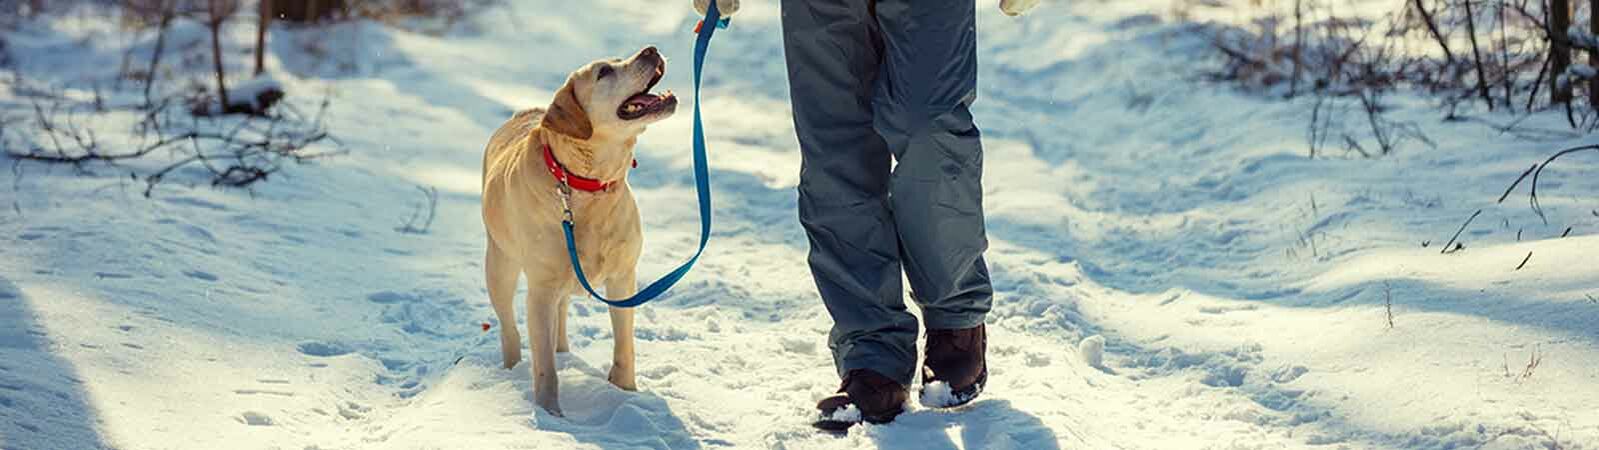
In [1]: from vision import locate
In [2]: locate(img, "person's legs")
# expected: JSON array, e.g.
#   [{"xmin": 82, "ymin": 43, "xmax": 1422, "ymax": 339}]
[
  {"xmin": 870, "ymin": 0, "xmax": 992, "ymax": 408},
  {"xmin": 872, "ymin": 0, "xmax": 993, "ymax": 331},
  {"xmin": 780, "ymin": 0, "xmax": 919, "ymax": 387}
]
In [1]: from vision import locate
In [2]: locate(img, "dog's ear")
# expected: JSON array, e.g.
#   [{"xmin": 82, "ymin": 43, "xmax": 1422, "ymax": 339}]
[{"xmin": 541, "ymin": 81, "xmax": 593, "ymax": 140}]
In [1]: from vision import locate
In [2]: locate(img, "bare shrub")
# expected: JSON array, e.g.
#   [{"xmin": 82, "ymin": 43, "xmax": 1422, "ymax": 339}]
[
  {"xmin": 1517, "ymin": 344, "xmax": 1542, "ymax": 381},
  {"xmin": 266, "ymin": 0, "xmax": 504, "ymax": 33},
  {"xmin": 349, "ymin": 0, "xmax": 502, "ymax": 28},
  {"xmin": 267, "ymin": 0, "xmax": 348, "ymax": 23},
  {"xmin": 1383, "ymin": 281, "xmax": 1395, "ymax": 329},
  {"xmin": 396, "ymin": 185, "xmax": 438, "ymax": 234},
  {"xmin": 1199, "ymin": 0, "xmax": 1599, "ymax": 136},
  {"xmin": 3, "ymin": 88, "xmax": 342, "ymax": 196}
]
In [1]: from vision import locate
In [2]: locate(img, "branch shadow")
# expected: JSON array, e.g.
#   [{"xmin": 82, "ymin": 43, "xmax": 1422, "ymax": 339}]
[
  {"xmin": 867, "ymin": 400, "xmax": 1062, "ymax": 450},
  {"xmin": 0, "ymin": 276, "xmax": 111, "ymax": 450}
]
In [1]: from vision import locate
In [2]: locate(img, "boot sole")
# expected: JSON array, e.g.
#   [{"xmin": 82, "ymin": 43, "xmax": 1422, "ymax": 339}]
[
  {"xmin": 812, "ymin": 410, "xmax": 901, "ymax": 431},
  {"xmin": 813, "ymin": 402, "xmax": 902, "ymax": 431}
]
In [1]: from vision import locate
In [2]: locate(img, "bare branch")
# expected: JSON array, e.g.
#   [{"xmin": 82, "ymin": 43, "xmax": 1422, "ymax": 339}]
[
  {"xmin": 396, "ymin": 185, "xmax": 440, "ymax": 234},
  {"xmin": 1525, "ymin": 144, "xmax": 1599, "ymax": 224},
  {"xmin": 1441, "ymin": 209, "xmax": 1482, "ymax": 254}
]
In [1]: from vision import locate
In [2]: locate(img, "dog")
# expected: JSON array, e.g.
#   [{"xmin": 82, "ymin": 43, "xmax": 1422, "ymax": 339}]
[{"xmin": 480, "ymin": 46, "xmax": 677, "ymax": 416}]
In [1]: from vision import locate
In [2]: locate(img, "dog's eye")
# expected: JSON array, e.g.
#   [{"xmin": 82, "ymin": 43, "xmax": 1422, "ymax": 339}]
[{"xmin": 597, "ymin": 66, "xmax": 615, "ymax": 80}]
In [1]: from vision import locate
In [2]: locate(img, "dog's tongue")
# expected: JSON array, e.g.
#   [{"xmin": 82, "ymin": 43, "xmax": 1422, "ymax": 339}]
[
  {"xmin": 625, "ymin": 93, "xmax": 659, "ymax": 107},
  {"xmin": 625, "ymin": 90, "xmax": 674, "ymax": 108}
]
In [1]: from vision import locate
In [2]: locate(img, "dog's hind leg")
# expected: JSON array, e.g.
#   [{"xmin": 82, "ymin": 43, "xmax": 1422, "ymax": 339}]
[
  {"xmin": 526, "ymin": 285, "xmax": 564, "ymax": 416},
  {"xmin": 486, "ymin": 241, "xmax": 522, "ymax": 369},
  {"xmin": 555, "ymin": 297, "xmax": 571, "ymax": 353},
  {"xmin": 605, "ymin": 270, "xmax": 638, "ymax": 391}
]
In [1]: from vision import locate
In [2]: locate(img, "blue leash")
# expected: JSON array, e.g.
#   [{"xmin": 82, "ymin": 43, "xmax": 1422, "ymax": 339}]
[{"xmin": 558, "ymin": 3, "xmax": 727, "ymax": 308}]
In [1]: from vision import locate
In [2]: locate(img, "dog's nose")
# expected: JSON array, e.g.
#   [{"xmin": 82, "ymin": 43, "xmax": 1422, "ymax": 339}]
[{"xmin": 640, "ymin": 46, "xmax": 659, "ymax": 58}]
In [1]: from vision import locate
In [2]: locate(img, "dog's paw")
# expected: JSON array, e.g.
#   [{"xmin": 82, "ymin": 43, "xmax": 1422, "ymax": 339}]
[
  {"xmin": 500, "ymin": 331, "xmax": 522, "ymax": 368},
  {"xmin": 501, "ymin": 348, "xmax": 522, "ymax": 369},
  {"xmin": 500, "ymin": 344, "xmax": 522, "ymax": 369},
  {"xmin": 608, "ymin": 368, "xmax": 638, "ymax": 391},
  {"xmin": 537, "ymin": 399, "xmax": 564, "ymax": 417}
]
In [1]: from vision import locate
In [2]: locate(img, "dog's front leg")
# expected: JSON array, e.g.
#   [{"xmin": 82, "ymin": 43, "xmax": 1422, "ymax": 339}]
[
  {"xmin": 526, "ymin": 287, "xmax": 563, "ymax": 416},
  {"xmin": 605, "ymin": 271, "xmax": 637, "ymax": 391}
]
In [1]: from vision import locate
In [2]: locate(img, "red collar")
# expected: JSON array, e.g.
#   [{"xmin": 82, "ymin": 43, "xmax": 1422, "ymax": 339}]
[{"xmin": 542, "ymin": 144, "xmax": 634, "ymax": 192}]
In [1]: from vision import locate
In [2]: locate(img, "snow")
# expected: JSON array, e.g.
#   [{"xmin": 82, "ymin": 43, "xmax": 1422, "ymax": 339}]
[
  {"xmin": 821, "ymin": 404, "xmax": 862, "ymax": 424},
  {"xmin": 3, "ymin": 0, "xmax": 1598, "ymax": 449},
  {"xmin": 918, "ymin": 381, "xmax": 956, "ymax": 409},
  {"xmin": 1079, "ymin": 334, "xmax": 1105, "ymax": 370},
  {"xmin": 226, "ymin": 74, "xmax": 284, "ymax": 108}
]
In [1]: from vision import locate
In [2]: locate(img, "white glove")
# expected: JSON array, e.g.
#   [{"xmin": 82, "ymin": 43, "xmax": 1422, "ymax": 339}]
[
  {"xmin": 1000, "ymin": 0, "xmax": 1041, "ymax": 16},
  {"xmin": 693, "ymin": 0, "xmax": 740, "ymax": 17}
]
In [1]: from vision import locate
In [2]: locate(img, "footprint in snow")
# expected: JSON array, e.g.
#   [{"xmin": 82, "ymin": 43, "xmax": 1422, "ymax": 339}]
[
  {"xmin": 238, "ymin": 411, "xmax": 274, "ymax": 426},
  {"xmin": 1271, "ymin": 365, "xmax": 1309, "ymax": 383},
  {"xmin": 779, "ymin": 337, "xmax": 816, "ymax": 355},
  {"xmin": 164, "ymin": 196, "xmax": 228, "ymax": 211},
  {"xmin": 297, "ymin": 341, "xmax": 353, "ymax": 357},
  {"xmin": 367, "ymin": 290, "xmax": 421, "ymax": 304},
  {"xmin": 234, "ymin": 388, "xmax": 295, "ymax": 397},
  {"xmin": 337, "ymin": 401, "xmax": 369, "ymax": 420},
  {"xmin": 1023, "ymin": 352, "xmax": 1052, "ymax": 367},
  {"xmin": 174, "ymin": 223, "xmax": 217, "ymax": 243},
  {"xmin": 183, "ymin": 270, "xmax": 219, "ymax": 282}
]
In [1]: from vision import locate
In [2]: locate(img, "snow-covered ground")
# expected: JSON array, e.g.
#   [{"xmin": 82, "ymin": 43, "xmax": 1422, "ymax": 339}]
[{"xmin": 3, "ymin": 1, "xmax": 1598, "ymax": 449}]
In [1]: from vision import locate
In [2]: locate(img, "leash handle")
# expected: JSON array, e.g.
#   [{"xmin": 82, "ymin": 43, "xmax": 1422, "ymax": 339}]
[{"xmin": 561, "ymin": 1, "xmax": 723, "ymax": 308}]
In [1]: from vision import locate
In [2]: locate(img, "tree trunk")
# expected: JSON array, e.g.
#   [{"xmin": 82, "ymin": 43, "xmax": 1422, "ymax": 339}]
[
  {"xmin": 255, "ymin": 0, "xmax": 271, "ymax": 76},
  {"xmin": 209, "ymin": 0, "xmax": 230, "ymax": 111},
  {"xmin": 1552, "ymin": 0, "xmax": 1572, "ymax": 104},
  {"xmin": 1501, "ymin": 2, "xmax": 1514, "ymax": 110},
  {"xmin": 270, "ymin": 0, "xmax": 345, "ymax": 23},
  {"xmin": 1291, "ymin": 0, "xmax": 1304, "ymax": 97},
  {"xmin": 1465, "ymin": 0, "xmax": 1494, "ymax": 110},
  {"xmin": 1589, "ymin": 0, "xmax": 1597, "ymax": 107},
  {"xmin": 1413, "ymin": 0, "xmax": 1455, "ymax": 66},
  {"xmin": 144, "ymin": 11, "xmax": 173, "ymax": 109}
]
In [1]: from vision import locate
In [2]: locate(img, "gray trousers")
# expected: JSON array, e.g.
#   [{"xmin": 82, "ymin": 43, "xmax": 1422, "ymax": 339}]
[{"xmin": 780, "ymin": 0, "xmax": 993, "ymax": 386}]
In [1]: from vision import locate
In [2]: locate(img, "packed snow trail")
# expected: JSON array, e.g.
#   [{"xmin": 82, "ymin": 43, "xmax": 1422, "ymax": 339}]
[{"xmin": 3, "ymin": 1, "xmax": 1597, "ymax": 449}]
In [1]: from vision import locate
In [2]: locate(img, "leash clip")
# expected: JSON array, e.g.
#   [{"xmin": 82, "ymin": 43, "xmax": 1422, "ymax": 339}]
[
  {"xmin": 556, "ymin": 181, "xmax": 575, "ymax": 223},
  {"xmin": 693, "ymin": 17, "xmax": 730, "ymax": 33}
]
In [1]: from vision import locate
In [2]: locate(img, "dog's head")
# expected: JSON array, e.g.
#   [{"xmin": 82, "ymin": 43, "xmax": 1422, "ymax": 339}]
[{"xmin": 541, "ymin": 46, "xmax": 677, "ymax": 141}]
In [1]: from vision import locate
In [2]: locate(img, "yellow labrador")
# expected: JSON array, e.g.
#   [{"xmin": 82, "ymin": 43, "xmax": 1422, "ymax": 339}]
[{"xmin": 480, "ymin": 46, "xmax": 676, "ymax": 416}]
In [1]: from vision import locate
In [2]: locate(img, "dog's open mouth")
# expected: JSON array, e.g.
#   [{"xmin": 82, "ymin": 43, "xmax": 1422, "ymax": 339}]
[{"xmin": 618, "ymin": 62, "xmax": 676, "ymax": 120}]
